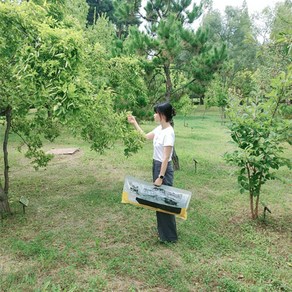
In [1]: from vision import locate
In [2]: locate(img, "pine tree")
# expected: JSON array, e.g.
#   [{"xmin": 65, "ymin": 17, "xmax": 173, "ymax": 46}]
[
  {"xmin": 86, "ymin": 0, "xmax": 115, "ymax": 25},
  {"xmin": 119, "ymin": 0, "xmax": 226, "ymax": 169},
  {"xmin": 113, "ymin": 0, "xmax": 141, "ymax": 39},
  {"xmin": 86, "ymin": 0, "xmax": 141, "ymax": 39},
  {"xmin": 125, "ymin": 0, "xmax": 226, "ymax": 104}
]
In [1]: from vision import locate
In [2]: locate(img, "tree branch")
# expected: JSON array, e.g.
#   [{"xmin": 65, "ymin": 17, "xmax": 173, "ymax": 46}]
[{"xmin": 3, "ymin": 106, "xmax": 12, "ymax": 195}]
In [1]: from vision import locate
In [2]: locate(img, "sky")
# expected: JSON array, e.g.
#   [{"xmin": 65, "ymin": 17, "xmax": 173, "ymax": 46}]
[
  {"xmin": 140, "ymin": 0, "xmax": 282, "ymax": 17},
  {"xmin": 140, "ymin": 0, "xmax": 282, "ymax": 34},
  {"xmin": 141, "ymin": 0, "xmax": 281, "ymax": 13},
  {"xmin": 210, "ymin": 0, "xmax": 280, "ymax": 13}
]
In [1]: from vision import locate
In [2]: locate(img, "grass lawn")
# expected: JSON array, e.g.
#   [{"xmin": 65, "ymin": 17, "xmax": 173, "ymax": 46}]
[{"xmin": 0, "ymin": 107, "xmax": 291, "ymax": 291}]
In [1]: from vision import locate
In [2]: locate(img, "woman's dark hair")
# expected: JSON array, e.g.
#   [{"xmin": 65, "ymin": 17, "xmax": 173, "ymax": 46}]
[{"xmin": 154, "ymin": 102, "xmax": 176, "ymax": 122}]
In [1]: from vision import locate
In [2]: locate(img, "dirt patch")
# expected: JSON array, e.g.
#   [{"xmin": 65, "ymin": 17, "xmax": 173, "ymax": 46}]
[
  {"xmin": 46, "ymin": 148, "xmax": 80, "ymax": 155},
  {"xmin": 106, "ymin": 275, "xmax": 171, "ymax": 291},
  {"xmin": 0, "ymin": 254, "xmax": 34, "ymax": 274}
]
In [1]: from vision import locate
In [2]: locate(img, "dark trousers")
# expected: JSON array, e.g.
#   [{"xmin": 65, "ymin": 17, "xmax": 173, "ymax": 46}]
[{"xmin": 152, "ymin": 160, "xmax": 178, "ymax": 242}]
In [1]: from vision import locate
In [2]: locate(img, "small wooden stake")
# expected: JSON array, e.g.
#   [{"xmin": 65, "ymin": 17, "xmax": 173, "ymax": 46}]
[
  {"xmin": 263, "ymin": 206, "xmax": 271, "ymax": 219},
  {"xmin": 19, "ymin": 196, "xmax": 29, "ymax": 215},
  {"xmin": 193, "ymin": 158, "xmax": 198, "ymax": 173}
]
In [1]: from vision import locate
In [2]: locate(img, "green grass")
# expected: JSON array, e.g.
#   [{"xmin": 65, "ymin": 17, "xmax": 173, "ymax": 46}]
[{"xmin": 1, "ymin": 107, "xmax": 291, "ymax": 291}]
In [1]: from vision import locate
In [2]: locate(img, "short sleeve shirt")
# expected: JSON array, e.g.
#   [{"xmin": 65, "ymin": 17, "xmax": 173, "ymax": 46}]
[{"xmin": 152, "ymin": 125, "xmax": 175, "ymax": 162}]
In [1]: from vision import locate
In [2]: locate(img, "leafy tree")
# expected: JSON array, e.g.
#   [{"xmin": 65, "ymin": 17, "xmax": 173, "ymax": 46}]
[
  {"xmin": 84, "ymin": 14, "xmax": 148, "ymax": 118},
  {"xmin": 223, "ymin": 1, "xmax": 292, "ymax": 219},
  {"xmin": 86, "ymin": 13, "xmax": 116, "ymax": 52},
  {"xmin": 173, "ymin": 95, "xmax": 195, "ymax": 127},
  {"xmin": 202, "ymin": 2, "xmax": 260, "ymax": 119},
  {"xmin": 223, "ymin": 2, "xmax": 258, "ymax": 74},
  {"xmin": 254, "ymin": 1, "xmax": 292, "ymax": 116},
  {"xmin": 224, "ymin": 69, "xmax": 292, "ymax": 220},
  {"xmin": 252, "ymin": 7, "xmax": 274, "ymax": 45},
  {"xmin": 64, "ymin": 0, "xmax": 89, "ymax": 29},
  {"xmin": 204, "ymin": 72, "xmax": 228, "ymax": 119},
  {"xmin": 203, "ymin": 3, "xmax": 259, "ymax": 70},
  {"xmin": 0, "ymin": 1, "xmax": 144, "ymax": 215},
  {"xmin": 224, "ymin": 3, "xmax": 292, "ymax": 218},
  {"xmin": 270, "ymin": 0, "xmax": 292, "ymax": 41},
  {"xmin": 201, "ymin": 9, "xmax": 224, "ymax": 44}
]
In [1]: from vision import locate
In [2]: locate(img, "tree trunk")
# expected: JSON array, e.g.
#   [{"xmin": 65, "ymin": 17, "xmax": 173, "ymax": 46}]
[
  {"xmin": 200, "ymin": 96, "xmax": 204, "ymax": 105},
  {"xmin": 163, "ymin": 63, "xmax": 179, "ymax": 170},
  {"xmin": 254, "ymin": 195, "xmax": 260, "ymax": 219},
  {"xmin": 0, "ymin": 106, "xmax": 12, "ymax": 214},
  {"xmin": 172, "ymin": 147, "xmax": 180, "ymax": 171},
  {"xmin": 250, "ymin": 193, "xmax": 255, "ymax": 219},
  {"xmin": 163, "ymin": 63, "xmax": 172, "ymax": 102},
  {"xmin": 254, "ymin": 175, "xmax": 263, "ymax": 219},
  {"xmin": 221, "ymin": 107, "xmax": 226, "ymax": 123},
  {"xmin": 0, "ymin": 183, "xmax": 11, "ymax": 214},
  {"xmin": 250, "ymin": 193, "xmax": 260, "ymax": 220}
]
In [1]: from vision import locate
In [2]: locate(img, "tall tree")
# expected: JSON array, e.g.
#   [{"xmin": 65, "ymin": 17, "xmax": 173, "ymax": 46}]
[
  {"xmin": 253, "ymin": 0, "xmax": 292, "ymax": 95},
  {"xmin": 112, "ymin": 0, "xmax": 141, "ymax": 40},
  {"xmin": 0, "ymin": 1, "xmax": 144, "ymax": 215},
  {"xmin": 270, "ymin": 0, "xmax": 292, "ymax": 40},
  {"xmin": 201, "ymin": 2, "xmax": 259, "ymax": 112},
  {"xmin": 125, "ymin": 0, "xmax": 226, "ymax": 105},
  {"xmin": 223, "ymin": 2, "xmax": 258, "ymax": 73}
]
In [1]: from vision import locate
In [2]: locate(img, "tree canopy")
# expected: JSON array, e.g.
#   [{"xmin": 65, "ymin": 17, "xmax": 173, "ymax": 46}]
[{"xmin": 0, "ymin": 1, "xmax": 145, "ymax": 213}]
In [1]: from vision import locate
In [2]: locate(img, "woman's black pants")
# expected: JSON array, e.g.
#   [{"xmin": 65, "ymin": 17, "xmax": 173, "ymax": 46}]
[{"xmin": 152, "ymin": 160, "xmax": 178, "ymax": 242}]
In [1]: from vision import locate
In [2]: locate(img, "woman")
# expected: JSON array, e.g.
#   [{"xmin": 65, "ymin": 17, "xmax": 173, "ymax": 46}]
[{"xmin": 128, "ymin": 102, "xmax": 177, "ymax": 243}]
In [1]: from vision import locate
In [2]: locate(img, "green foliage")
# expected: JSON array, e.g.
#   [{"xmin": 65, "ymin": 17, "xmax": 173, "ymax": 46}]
[
  {"xmin": 270, "ymin": 1, "xmax": 292, "ymax": 42},
  {"xmin": 281, "ymin": 103, "xmax": 292, "ymax": 120},
  {"xmin": 225, "ymin": 97, "xmax": 290, "ymax": 195},
  {"xmin": 64, "ymin": 0, "xmax": 89, "ymax": 29},
  {"xmin": 86, "ymin": 0, "xmax": 115, "ymax": 25},
  {"xmin": 0, "ymin": 2, "xmax": 89, "ymax": 163},
  {"xmin": 232, "ymin": 70, "xmax": 257, "ymax": 98},
  {"xmin": 172, "ymin": 95, "xmax": 195, "ymax": 126},
  {"xmin": 0, "ymin": 1, "xmax": 146, "ymax": 212},
  {"xmin": 0, "ymin": 1, "xmax": 145, "ymax": 162},
  {"xmin": 223, "ymin": 4, "xmax": 258, "ymax": 73},
  {"xmin": 112, "ymin": 0, "xmax": 141, "ymax": 39},
  {"xmin": 202, "ymin": 3, "xmax": 259, "ymax": 105},
  {"xmin": 83, "ymin": 14, "xmax": 149, "ymax": 118},
  {"xmin": 87, "ymin": 46, "xmax": 149, "ymax": 117},
  {"xmin": 121, "ymin": 111, "xmax": 146, "ymax": 156},
  {"xmin": 205, "ymin": 74, "xmax": 228, "ymax": 108},
  {"xmin": 224, "ymin": 70, "xmax": 292, "ymax": 218},
  {"xmin": 106, "ymin": 57, "xmax": 148, "ymax": 112},
  {"xmin": 86, "ymin": 14, "xmax": 116, "ymax": 53},
  {"xmin": 124, "ymin": 0, "xmax": 226, "ymax": 105}
]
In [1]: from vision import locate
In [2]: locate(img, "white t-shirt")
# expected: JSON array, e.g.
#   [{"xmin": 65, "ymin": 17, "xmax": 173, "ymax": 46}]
[{"xmin": 152, "ymin": 125, "xmax": 175, "ymax": 162}]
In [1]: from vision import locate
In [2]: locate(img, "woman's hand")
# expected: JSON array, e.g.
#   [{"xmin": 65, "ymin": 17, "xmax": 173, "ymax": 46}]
[
  {"xmin": 127, "ymin": 114, "xmax": 154, "ymax": 140},
  {"xmin": 154, "ymin": 177, "xmax": 163, "ymax": 187},
  {"xmin": 127, "ymin": 115, "xmax": 137, "ymax": 124}
]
